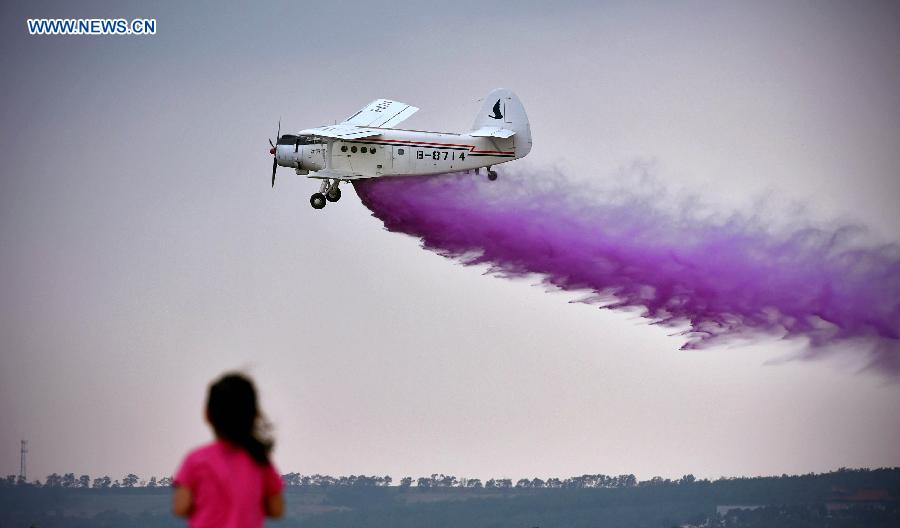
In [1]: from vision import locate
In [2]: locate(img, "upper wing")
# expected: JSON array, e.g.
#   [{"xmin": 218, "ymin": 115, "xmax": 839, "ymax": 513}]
[
  {"xmin": 298, "ymin": 99, "xmax": 418, "ymax": 139},
  {"xmin": 297, "ymin": 123, "xmax": 381, "ymax": 140},
  {"xmin": 470, "ymin": 126, "xmax": 516, "ymax": 138},
  {"xmin": 343, "ymin": 99, "xmax": 419, "ymax": 128}
]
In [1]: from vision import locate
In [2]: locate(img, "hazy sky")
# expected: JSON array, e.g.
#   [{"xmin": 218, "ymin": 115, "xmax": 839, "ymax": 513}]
[{"xmin": 1, "ymin": 1, "xmax": 899, "ymax": 483}]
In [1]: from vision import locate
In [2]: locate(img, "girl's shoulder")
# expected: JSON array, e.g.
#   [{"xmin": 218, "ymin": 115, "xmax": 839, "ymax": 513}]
[
  {"xmin": 175, "ymin": 441, "xmax": 220, "ymax": 488},
  {"xmin": 181, "ymin": 441, "xmax": 226, "ymax": 464}
]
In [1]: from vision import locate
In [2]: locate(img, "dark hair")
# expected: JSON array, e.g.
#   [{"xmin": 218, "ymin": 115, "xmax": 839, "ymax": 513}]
[{"xmin": 206, "ymin": 373, "xmax": 273, "ymax": 466}]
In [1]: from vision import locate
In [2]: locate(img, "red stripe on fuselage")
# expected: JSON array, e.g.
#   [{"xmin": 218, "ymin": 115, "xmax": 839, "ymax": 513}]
[{"xmin": 360, "ymin": 137, "xmax": 514, "ymax": 155}]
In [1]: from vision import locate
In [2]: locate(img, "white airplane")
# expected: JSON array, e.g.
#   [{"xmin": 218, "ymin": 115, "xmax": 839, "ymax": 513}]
[{"xmin": 268, "ymin": 88, "xmax": 532, "ymax": 209}]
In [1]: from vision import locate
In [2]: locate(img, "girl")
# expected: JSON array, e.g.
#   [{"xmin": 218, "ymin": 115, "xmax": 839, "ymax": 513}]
[{"xmin": 173, "ymin": 373, "xmax": 284, "ymax": 526}]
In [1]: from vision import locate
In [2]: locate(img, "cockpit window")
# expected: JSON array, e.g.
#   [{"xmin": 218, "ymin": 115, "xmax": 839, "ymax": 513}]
[{"xmin": 277, "ymin": 135, "xmax": 321, "ymax": 146}]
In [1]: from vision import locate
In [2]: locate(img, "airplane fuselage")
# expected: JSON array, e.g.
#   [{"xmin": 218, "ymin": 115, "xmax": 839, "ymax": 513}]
[{"xmin": 276, "ymin": 128, "xmax": 522, "ymax": 179}]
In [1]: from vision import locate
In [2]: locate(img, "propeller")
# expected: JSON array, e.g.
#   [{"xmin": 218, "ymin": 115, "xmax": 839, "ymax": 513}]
[
  {"xmin": 271, "ymin": 157, "xmax": 277, "ymax": 187},
  {"xmin": 269, "ymin": 119, "xmax": 281, "ymax": 187}
]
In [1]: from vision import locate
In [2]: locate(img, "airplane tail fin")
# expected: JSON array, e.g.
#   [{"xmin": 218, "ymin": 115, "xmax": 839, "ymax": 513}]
[{"xmin": 472, "ymin": 88, "xmax": 532, "ymax": 158}]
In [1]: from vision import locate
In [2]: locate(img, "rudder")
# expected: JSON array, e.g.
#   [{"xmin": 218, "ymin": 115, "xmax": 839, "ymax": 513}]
[{"xmin": 472, "ymin": 88, "xmax": 532, "ymax": 158}]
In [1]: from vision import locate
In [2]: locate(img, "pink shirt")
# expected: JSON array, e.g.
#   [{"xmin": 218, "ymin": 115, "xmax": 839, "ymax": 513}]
[{"xmin": 174, "ymin": 440, "xmax": 283, "ymax": 528}]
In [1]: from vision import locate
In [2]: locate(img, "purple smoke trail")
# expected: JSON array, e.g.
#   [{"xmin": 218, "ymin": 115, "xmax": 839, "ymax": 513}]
[{"xmin": 353, "ymin": 167, "xmax": 900, "ymax": 376}]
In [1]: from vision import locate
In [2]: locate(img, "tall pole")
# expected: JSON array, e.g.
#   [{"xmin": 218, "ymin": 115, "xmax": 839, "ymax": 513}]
[{"xmin": 19, "ymin": 440, "xmax": 27, "ymax": 482}]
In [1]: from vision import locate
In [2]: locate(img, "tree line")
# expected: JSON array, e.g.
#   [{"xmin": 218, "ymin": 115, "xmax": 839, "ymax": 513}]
[
  {"xmin": 2, "ymin": 473, "xmax": 172, "ymax": 489},
  {"xmin": 1, "ymin": 471, "xmax": 684, "ymax": 490},
  {"xmin": 2, "ymin": 467, "xmax": 897, "ymax": 528},
  {"xmin": 279, "ymin": 473, "xmax": 642, "ymax": 489},
  {"xmin": 5, "ymin": 467, "xmax": 894, "ymax": 491}
]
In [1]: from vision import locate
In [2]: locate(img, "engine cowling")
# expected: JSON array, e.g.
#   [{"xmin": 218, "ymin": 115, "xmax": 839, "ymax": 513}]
[{"xmin": 275, "ymin": 136, "xmax": 326, "ymax": 172}]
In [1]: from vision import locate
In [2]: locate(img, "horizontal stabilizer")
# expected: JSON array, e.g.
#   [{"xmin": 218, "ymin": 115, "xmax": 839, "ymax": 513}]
[
  {"xmin": 344, "ymin": 99, "xmax": 419, "ymax": 128},
  {"xmin": 298, "ymin": 124, "xmax": 382, "ymax": 140},
  {"xmin": 470, "ymin": 126, "xmax": 516, "ymax": 139}
]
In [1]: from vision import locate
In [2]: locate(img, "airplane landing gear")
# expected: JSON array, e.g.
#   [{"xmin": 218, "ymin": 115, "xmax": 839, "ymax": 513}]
[
  {"xmin": 310, "ymin": 193, "xmax": 326, "ymax": 209},
  {"xmin": 311, "ymin": 179, "xmax": 340, "ymax": 209},
  {"xmin": 487, "ymin": 168, "xmax": 498, "ymax": 181},
  {"xmin": 325, "ymin": 179, "xmax": 341, "ymax": 202}
]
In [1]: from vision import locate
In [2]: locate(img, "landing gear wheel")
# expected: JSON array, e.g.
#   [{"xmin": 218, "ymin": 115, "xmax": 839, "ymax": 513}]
[
  {"xmin": 310, "ymin": 193, "xmax": 327, "ymax": 209},
  {"xmin": 487, "ymin": 170, "xmax": 498, "ymax": 181},
  {"xmin": 326, "ymin": 187, "xmax": 342, "ymax": 202}
]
